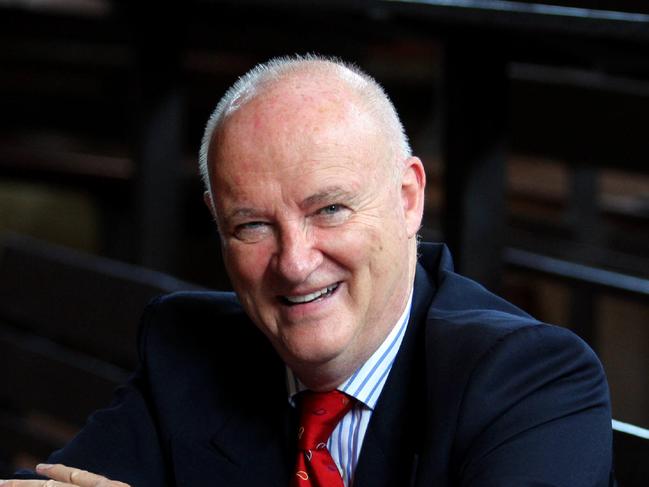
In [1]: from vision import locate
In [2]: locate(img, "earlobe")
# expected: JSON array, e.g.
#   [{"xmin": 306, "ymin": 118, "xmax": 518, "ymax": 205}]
[{"xmin": 401, "ymin": 157, "xmax": 426, "ymax": 238}]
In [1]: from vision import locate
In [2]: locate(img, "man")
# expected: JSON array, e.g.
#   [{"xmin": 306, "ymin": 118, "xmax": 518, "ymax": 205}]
[{"xmin": 7, "ymin": 55, "xmax": 613, "ymax": 486}]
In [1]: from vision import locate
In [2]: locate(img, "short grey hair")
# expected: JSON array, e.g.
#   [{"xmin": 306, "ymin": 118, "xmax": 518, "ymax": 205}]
[{"xmin": 198, "ymin": 54, "xmax": 412, "ymax": 192}]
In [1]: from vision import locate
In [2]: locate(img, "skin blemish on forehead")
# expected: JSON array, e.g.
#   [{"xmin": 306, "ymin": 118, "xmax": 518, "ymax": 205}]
[{"xmin": 253, "ymin": 112, "xmax": 264, "ymax": 130}]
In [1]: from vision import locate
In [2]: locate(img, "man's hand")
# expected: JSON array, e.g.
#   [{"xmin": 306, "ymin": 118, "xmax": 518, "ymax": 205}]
[{"xmin": 0, "ymin": 464, "xmax": 130, "ymax": 487}]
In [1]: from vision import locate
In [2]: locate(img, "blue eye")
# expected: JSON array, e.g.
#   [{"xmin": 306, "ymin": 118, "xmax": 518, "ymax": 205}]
[
  {"xmin": 314, "ymin": 204, "xmax": 351, "ymax": 226},
  {"xmin": 320, "ymin": 205, "xmax": 341, "ymax": 215},
  {"xmin": 241, "ymin": 221, "xmax": 265, "ymax": 229}
]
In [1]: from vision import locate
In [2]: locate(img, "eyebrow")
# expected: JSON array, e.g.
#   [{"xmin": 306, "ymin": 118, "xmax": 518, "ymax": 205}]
[
  {"xmin": 301, "ymin": 186, "xmax": 355, "ymax": 209},
  {"xmin": 224, "ymin": 207, "xmax": 263, "ymax": 221}
]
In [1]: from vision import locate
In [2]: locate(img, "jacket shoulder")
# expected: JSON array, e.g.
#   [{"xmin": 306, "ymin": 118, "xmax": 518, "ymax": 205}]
[
  {"xmin": 416, "ymin": 270, "xmax": 611, "ymax": 485},
  {"xmin": 145, "ymin": 290, "xmax": 244, "ymax": 318},
  {"xmin": 136, "ymin": 290, "xmax": 267, "ymax": 363}
]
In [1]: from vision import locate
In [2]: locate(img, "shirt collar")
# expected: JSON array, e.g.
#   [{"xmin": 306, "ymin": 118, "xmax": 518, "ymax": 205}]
[{"xmin": 287, "ymin": 289, "xmax": 413, "ymax": 411}]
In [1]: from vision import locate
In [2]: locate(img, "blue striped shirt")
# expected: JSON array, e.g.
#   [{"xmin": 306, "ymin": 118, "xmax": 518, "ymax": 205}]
[{"xmin": 287, "ymin": 291, "xmax": 413, "ymax": 486}]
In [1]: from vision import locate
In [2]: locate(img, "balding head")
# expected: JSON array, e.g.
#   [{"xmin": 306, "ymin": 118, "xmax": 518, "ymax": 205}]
[{"xmin": 199, "ymin": 55, "xmax": 411, "ymax": 193}]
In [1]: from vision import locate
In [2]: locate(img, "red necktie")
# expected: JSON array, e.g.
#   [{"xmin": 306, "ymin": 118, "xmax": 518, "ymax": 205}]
[{"xmin": 291, "ymin": 390, "xmax": 355, "ymax": 487}]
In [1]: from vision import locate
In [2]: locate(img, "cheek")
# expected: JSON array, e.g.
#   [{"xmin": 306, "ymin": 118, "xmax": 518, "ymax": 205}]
[
  {"xmin": 319, "ymin": 226, "xmax": 370, "ymax": 262},
  {"xmin": 318, "ymin": 225, "xmax": 386, "ymax": 283},
  {"xmin": 223, "ymin": 243, "xmax": 269, "ymax": 291},
  {"xmin": 331, "ymin": 220, "xmax": 406, "ymax": 288}
]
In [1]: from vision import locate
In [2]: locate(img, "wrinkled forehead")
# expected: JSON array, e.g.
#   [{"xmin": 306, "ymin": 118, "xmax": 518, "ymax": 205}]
[
  {"xmin": 226, "ymin": 78, "xmax": 363, "ymax": 138},
  {"xmin": 214, "ymin": 84, "xmax": 380, "ymax": 165}
]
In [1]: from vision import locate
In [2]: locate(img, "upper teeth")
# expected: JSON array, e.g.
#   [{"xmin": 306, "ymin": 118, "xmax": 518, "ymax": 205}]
[{"xmin": 285, "ymin": 284, "xmax": 337, "ymax": 304}]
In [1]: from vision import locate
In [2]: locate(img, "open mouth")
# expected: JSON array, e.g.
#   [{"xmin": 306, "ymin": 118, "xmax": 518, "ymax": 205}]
[{"xmin": 281, "ymin": 283, "xmax": 340, "ymax": 305}]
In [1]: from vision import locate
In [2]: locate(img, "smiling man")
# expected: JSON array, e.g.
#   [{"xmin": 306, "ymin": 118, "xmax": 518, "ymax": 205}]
[
  {"xmin": 8, "ymin": 56, "xmax": 613, "ymax": 487},
  {"xmin": 202, "ymin": 61, "xmax": 423, "ymax": 394}
]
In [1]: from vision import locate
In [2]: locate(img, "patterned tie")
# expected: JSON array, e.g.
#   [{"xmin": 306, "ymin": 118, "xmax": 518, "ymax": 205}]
[{"xmin": 291, "ymin": 390, "xmax": 355, "ymax": 487}]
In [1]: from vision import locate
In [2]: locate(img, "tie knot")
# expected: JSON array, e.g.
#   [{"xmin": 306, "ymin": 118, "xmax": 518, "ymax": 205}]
[{"xmin": 296, "ymin": 390, "xmax": 354, "ymax": 450}]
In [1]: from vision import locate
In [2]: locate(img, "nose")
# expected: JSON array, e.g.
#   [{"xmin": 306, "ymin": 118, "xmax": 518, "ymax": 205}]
[{"xmin": 274, "ymin": 223, "xmax": 322, "ymax": 284}]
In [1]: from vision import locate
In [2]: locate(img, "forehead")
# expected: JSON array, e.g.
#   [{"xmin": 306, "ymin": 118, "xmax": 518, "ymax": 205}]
[
  {"xmin": 210, "ymin": 78, "xmax": 388, "ymax": 191},
  {"xmin": 222, "ymin": 79, "xmax": 365, "ymax": 147}
]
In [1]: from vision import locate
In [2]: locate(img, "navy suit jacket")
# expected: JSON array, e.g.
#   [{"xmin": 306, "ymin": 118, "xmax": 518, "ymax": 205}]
[{"xmin": 21, "ymin": 243, "xmax": 613, "ymax": 486}]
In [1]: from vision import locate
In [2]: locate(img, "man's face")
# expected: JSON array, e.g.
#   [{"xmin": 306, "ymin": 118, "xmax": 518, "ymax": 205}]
[{"xmin": 207, "ymin": 80, "xmax": 424, "ymax": 387}]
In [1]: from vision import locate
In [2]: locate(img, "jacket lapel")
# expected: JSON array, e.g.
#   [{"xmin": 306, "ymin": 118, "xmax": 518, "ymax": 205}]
[
  {"xmin": 170, "ymin": 321, "xmax": 297, "ymax": 487},
  {"xmin": 207, "ymin": 388, "xmax": 296, "ymax": 487}
]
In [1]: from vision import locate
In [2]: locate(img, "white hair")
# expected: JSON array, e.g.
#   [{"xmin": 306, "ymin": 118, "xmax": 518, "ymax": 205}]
[{"xmin": 198, "ymin": 54, "xmax": 412, "ymax": 192}]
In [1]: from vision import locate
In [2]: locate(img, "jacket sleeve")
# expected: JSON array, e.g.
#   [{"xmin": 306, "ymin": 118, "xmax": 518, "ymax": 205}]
[
  {"xmin": 54, "ymin": 375, "xmax": 168, "ymax": 486},
  {"xmin": 454, "ymin": 324, "xmax": 613, "ymax": 487},
  {"xmin": 11, "ymin": 373, "xmax": 168, "ymax": 486}
]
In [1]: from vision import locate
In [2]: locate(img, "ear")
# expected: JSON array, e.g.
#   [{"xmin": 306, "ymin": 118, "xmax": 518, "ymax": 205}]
[{"xmin": 400, "ymin": 156, "xmax": 426, "ymax": 238}]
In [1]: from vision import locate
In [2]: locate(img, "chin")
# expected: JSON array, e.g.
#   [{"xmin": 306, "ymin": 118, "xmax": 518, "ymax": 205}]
[{"xmin": 281, "ymin": 333, "xmax": 351, "ymax": 368}]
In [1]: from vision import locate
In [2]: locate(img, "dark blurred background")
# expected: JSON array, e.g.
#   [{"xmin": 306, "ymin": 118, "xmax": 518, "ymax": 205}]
[{"xmin": 1, "ymin": 0, "xmax": 648, "ymax": 480}]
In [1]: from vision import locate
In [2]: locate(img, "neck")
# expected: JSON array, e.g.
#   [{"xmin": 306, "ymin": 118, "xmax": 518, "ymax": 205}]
[
  {"xmin": 295, "ymin": 281, "xmax": 415, "ymax": 392},
  {"xmin": 293, "ymin": 241, "xmax": 419, "ymax": 392}
]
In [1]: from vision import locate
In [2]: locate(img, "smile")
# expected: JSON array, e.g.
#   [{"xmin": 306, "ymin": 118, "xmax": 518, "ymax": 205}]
[{"xmin": 282, "ymin": 283, "xmax": 340, "ymax": 305}]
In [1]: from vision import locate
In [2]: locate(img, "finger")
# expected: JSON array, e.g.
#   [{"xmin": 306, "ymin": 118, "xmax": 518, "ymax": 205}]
[
  {"xmin": 37, "ymin": 464, "xmax": 95, "ymax": 486},
  {"xmin": 35, "ymin": 465, "xmax": 128, "ymax": 487},
  {"xmin": 0, "ymin": 481, "xmax": 69, "ymax": 487}
]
